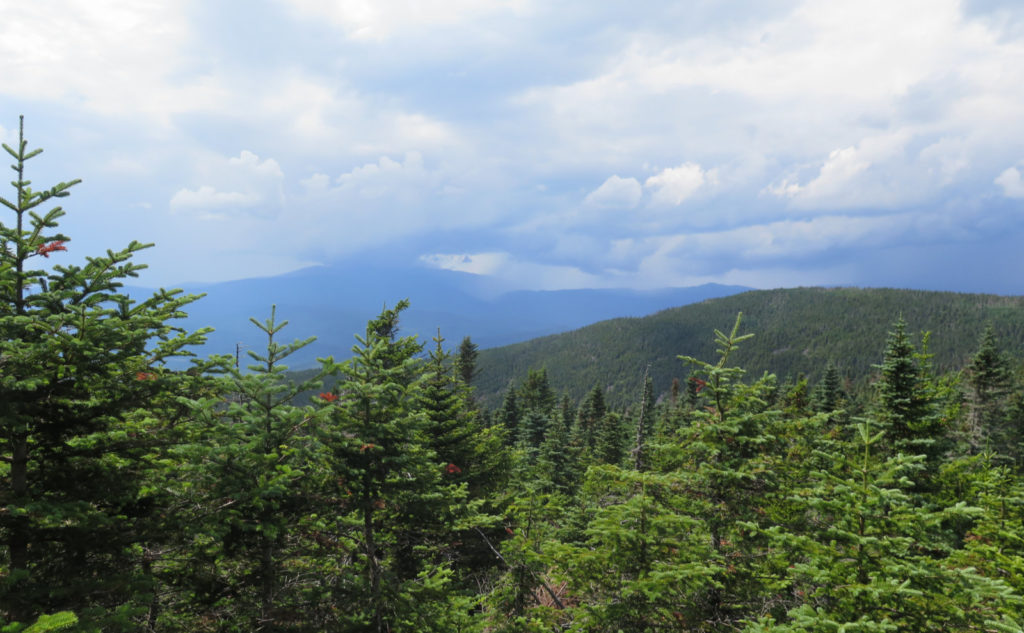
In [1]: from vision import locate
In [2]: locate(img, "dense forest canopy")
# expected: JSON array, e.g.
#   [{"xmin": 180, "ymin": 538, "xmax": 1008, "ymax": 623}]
[
  {"xmin": 473, "ymin": 286, "xmax": 1024, "ymax": 408},
  {"xmin": 5, "ymin": 122, "xmax": 1024, "ymax": 632}
]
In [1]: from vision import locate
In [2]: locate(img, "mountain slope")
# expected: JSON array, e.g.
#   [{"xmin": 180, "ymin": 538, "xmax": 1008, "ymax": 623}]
[
  {"xmin": 136, "ymin": 262, "xmax": 749, "ymax": 367},
  {"xmin": 472, "ymin": 287, "xmax": 1024, "ymax": 408}
]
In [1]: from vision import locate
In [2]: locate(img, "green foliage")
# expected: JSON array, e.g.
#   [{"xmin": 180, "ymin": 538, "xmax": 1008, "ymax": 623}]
[
  {"xmin": 557, "ymin": 466, "xmax": 714, "ymax": 632},
  {"xmin": 474, "ymin": 287, "xmax": 1024, "ymax": 408},
  {"xmin": 17, "ymin": 611, "xmax": 77, "ymax": 633},
  {"xmin": 965, "ymin": 325, "xmax": 1014, "ymax": 455},
  {"xmin": 169, "ymin": 307, "xmax": 327, "ymax": 631},
  {"xmin": 754, "ymin": 420, "xmax": 1024, "ymax": 632},
  {"xmin": 454, "ymin": 335, "xmax": 480, "ymax": 386},
  {"xmin": 0, "ymin": 118, "xmax": 211, "ymax": 630}
]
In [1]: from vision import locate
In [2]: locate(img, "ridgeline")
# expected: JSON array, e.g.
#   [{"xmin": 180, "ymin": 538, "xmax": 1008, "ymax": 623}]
[{"xmin": 472, "ymin": 286, "xmax": 1024, "ymax": 408}]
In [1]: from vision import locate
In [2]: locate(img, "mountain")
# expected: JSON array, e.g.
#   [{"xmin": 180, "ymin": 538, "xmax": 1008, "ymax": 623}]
[
  {"xmin": 472, "ymin": 287, "xmax": 1024, "ymax": 408},
  {"xmin": 132, "ymin": 261, "xmax": 750, "ymax": 367}
]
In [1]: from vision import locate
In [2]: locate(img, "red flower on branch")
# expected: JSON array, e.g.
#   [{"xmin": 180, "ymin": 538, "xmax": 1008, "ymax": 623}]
[
  {"xmin": 36, "ymin": 240, "xmax": 67, "ymax": 258},
  {"xmin": 445, "ymin": 463, "xmax": 462, "ymax": 475},
  {"xmin": 319, "ymin": 392, "xmax": 338, "ymax": 402}
]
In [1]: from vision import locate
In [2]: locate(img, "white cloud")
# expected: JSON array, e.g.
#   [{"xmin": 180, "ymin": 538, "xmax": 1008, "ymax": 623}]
[
  {"xmin": 995, "ymin": 165, "xmax": 1024, "ymax": 198},
  {"xmin": 517, "ymin": 0, "xmax": 1024, "ymax": 209},
  {"xmin": 228, "ymin": 150, "xmax": 284, "ymax": 179},
  {"xmin": 766, "ymin": 130, "xmax": 914, "ymax": 209},
  {"xmin": 169, "ymin": 150, "xmax": 285, "ymax": 218},
  {"xmin": 0, "ymin": 3, "xmax": 225, "ymax": 127},
  {"xmin": 169, "ymin": 186, "xmax": 262, "ymax": 211},
  {"xmin": 584, "ymin": 175, "xmax": 642, "ymax": 209},
  {"xmin": 420, "ymin": 252, "xmax": 507, "ymax": 276},
  {"xmin": 644, "ymin": 163, "xmax": 713, "ymax": 206},
  {"xmin": 279, "ymin": 0, "xmax": 531, "ymax": 40},
  {"xmin": 420, "ymin": 251, "xmax": 607, "ymax": 290},
  {"xmin": 300, "ymin": 173, "xmax": 331, "ymax": 192},
  {"xmin": 333, "ymin": 152, "xmax": 431, "ymax": 199}
]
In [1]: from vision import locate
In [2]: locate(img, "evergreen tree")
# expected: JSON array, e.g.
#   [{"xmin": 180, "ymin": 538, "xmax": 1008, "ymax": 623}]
[
  {"xmin": 593, "ymin": 412, "xmax": 626, "ymax": 466},
  {"xmin": 631, "ymin": 372, "xmax": 655, "ymax": 471},
  {"xmin": 965, "ymin": 324, "xmax": 1013, "ymax": 454},
  {"xmin": 0, "ymin": 118, "xmax": 210, "ymax": 629},
  {"xmin": 536, "ymin": 396, "xmax": 577, "ymax": 494},
  {"xmin": 556, "ymin": 466, "xmax": 715, "ymax": 632},
  {"xmin": 519, "ymin": 369, "xmax": 556, "ymax": 415},
  {"xmin": 875, "ymin": 319, "xmax": 944, "ymax": 489},
  {"xmin": 751, "ymin": 420, "xmax": 1024, "ymax": 632},
  {"xmin": 673, "ymin": 314, "xmax": 786, "ymax": 628},
  {"xmin": 517, "ymin": 409, "xmax": 551, "ymax": 454},
  {"xmin": 322, "ymin": 303, "xmax": 475, "ymax": 632},
  {"xmin": 495, "ymin": 387, "xmax": 521, "ymax": 445},
  {"xmin": 172, "ymin": 308, "xmax": 327, "ymax": 632},
  {"xmin": 454, "ymin": 335, "xmax": 480, "ymax": 386},
  {"xmin": 572, "ymin": 385, "xmax": 606, "ymax": 454},
  {"xmin": 420, "ymin": 330, "xmax": 477, "ymax": 475},
  {"xmin": 811, "ymin": 360, "xmax": 843, "ymax": 414}
]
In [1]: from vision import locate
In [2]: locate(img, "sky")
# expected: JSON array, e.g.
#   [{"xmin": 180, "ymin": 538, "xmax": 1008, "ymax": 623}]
[{"xmin": 2, "ymin": 0, "xmax": 1024, "ymax": 293}]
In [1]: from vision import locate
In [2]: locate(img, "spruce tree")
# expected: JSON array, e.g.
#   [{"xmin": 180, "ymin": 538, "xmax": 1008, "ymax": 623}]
[
  {"xmin": 875, "ymin": 318, "xmax": 944, "ymax": 489},
  {"xmin": 751, "ymin": 420, "xmax": 1024, "ymax": 632},
  {"xmin": 171, "ymin": 308, "xmax": 327, "ymax": 632},
  {"xmin": 454, "ymin": 335, "xmax": 480, "ymax": 386},
  {"xmin": 322, "ymin": 303, "xmax": 475, "ymax": 632},
  {"xmin": 0, "ymin": 118, "xmax": 211, "ymax": 629},
  {"xmin": 495, "ymin": 388, "xmax": 521, "ymax": 445},
  {"xmin": 519, "ymin": 369, "xmax": 556, "ymax": 415},
  {"xmin": 811, "ymin": 360, "xmax": 843, "ymax": 414},
  {"xmin": 572, "ymin": 385, "xmax": 606, "ymax": 455},
  {"xmin": 965, "ymin": 324, "xmax": 1013, "ymax": 454}
]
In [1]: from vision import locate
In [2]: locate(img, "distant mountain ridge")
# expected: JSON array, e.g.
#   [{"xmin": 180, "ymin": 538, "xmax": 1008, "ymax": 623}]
[
  {"xmin": 472, "ymin": 286, "xmax": 1024, "ymax": 408},
  {"xmin": 133, "ymin": 262, "xmax": 750, "ymax": 367}
]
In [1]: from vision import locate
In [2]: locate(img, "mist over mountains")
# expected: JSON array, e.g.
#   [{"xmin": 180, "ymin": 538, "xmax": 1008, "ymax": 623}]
[{"xmin": 138, "ymin": 261, "xmax": 749, "ymax": 367}]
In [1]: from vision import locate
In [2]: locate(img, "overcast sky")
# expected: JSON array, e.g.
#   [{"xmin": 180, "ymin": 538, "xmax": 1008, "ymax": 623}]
[{"xmin": 3, "ymin": 0, "xmax": 1024, "ymax": 293}]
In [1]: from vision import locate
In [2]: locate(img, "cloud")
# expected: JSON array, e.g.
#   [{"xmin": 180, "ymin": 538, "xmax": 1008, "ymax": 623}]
[
  {"xmin": 584, "ymin": 175, "xmax": 642, "ymax": 209},
  {"xmin": 419, "ymin": 252, "xmax": 506, "ymax": 276},
  {"xmin": 766, "ymin": 130, "xmax": 917, "ymax": 209},
  {"xmin": 644, "ymin": 163, "xmax": 713, "ymax": 206},
  {"xmin": 420, "ymin": 251, "xmax": 607, "ymax": 290},
  {"xmin": 228, "ymin": 150, "xmax": 284, "ymax": 179},
  {"xmin": 279, "ymin": 0, "xmax": 531, "ymax": 40},
  {"xmin": 169, "ymin": 150, "xmax": 284, "ymax": 218},
  {"xmin": 332, "ymin": 152, "xmax": 433, "ymax": 200},
  {"xmin": 995, "ymin": 165, "xmax": 1024, "ymax": 198},
  {"xmin": 0, "ymin": 3, "xmax": 224, "ymax": 127},
  {"xmin": 169, "ymin": 186, "xmax": 262, "ymax": 210}
]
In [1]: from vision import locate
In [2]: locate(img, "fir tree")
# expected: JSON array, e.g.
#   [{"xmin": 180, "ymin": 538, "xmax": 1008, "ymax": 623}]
[
  {"xmin": 571, "ymin": 385, "xmax": 606, "ymax": 454},
  {"xmin": 965, "ymin": 324, "xmax": 1013, "ymax": 454},
  {"xmin": 631, "ymin": 371, "xmax": 655, "ymax": 471},
  {"xmin": 495, "ymin": 388, "xmax": 521, "ymax": 445},
  {"xmin": 454, "ymin": 335, "xmax": 480, "ymax": 386},
  {"xmin": 752, "ymin": 420, "xmax": 1024, "ymax": 632},
  {"xmin": 519, "ymin": 369, "xmax": 556, "ymax": 415},
  {"xmin": 875, "ymin": 318, "xmax": 944, "ymax": 489},
  {"xmin": 811, "ymin": 360, "xmax": 843, "ymax": 414},
  {"xmin": 172, "ymin": 308, "xmax": 327, "ymax": 632},
  {"xmin": 322, "ymin": 303, "xmax": 475, "ymax": 632},
  {"xmin": 0, "ymin": 118, "xmax": 211, "ymax": 629}
]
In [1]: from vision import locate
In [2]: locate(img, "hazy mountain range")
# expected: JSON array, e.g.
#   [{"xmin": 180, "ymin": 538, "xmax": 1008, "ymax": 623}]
[{"xmin": 135, "ymin": 261, "xmax": 750, "ymax": 368}]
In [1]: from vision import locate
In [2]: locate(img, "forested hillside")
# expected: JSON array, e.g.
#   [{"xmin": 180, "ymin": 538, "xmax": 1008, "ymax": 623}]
[{"xmin": 474, "ymin": 287, "xmax": 1024, "ymax": 407}]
